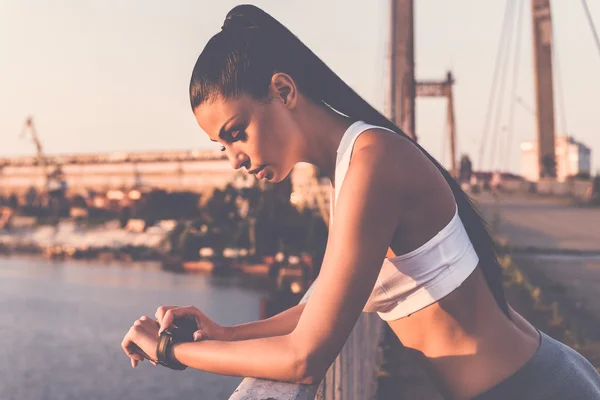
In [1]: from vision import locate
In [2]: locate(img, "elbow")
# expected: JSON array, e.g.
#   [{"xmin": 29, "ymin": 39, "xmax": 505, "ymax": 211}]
[
  {"xmin": 290, "ymin": 349, "xmax": 325, "ymax": 385},
  {"xmin": 293, "ymin": 361, "xmax": 318, "ymax": 385}
]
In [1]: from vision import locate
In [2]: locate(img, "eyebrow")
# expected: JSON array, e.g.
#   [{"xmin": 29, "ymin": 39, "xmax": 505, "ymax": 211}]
[{"xmin": 210, "ymin": 115, "xmax": 238, "ymax": 142}]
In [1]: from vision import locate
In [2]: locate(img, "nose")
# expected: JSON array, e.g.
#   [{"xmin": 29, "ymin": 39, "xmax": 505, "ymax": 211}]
[{"xmin": 228, "ymin": 150, "xmax": 249, "ymax": 171}]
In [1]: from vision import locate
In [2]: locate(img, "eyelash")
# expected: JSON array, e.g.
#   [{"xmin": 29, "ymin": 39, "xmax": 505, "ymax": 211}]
[{"xmin": 220, "ymin": 129, "xmax": 246, "ymax": 151}]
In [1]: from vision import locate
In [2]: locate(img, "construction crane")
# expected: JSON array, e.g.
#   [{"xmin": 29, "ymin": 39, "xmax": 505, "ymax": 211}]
[
  {"xmin": 20, "ymin": 116, "xmax": 48, "ymax": 185},
  {"xmin": 20, "ymin": 115, "xmax": 65, "ymax": 194}
]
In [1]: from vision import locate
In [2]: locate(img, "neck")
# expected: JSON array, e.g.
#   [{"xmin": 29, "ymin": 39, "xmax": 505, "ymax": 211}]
[{"xmin": 294, "ymin": 101, "xmax": 354, "ymax": 181}]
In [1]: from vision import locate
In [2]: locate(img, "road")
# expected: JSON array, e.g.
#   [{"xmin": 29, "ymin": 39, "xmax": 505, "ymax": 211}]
[
  {"xmin": 474, "ymin": 191, "xmax": 600, "ymax": 319},
  {"xmin": 474, "ymin": 191, "xmax": 600, "ymax": 253}
]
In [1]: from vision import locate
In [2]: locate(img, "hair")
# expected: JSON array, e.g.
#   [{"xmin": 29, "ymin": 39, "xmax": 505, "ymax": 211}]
[{"xmin": 189, "ymin": 4, "xmax": 510, "ymax": 318}]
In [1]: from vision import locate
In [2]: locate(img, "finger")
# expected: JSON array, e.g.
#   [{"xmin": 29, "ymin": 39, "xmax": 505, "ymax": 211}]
[
  {"xmin": 155, "ymin": 305, "xmax": 177, "ymax": 322},
  {"xmin": 193, "ymin": 330, "xmax": 204, "ymax": 341},
  {"xmin": 126, "ymin": 319, "xmax": 160, "ymax": 363},
  {"xmin": 139, "ymin": 316, "xmax": 160, "ymax": 329},
  {"xmin": 122, "ymin": 331, "xmax": 136, "ymax": 359},
  {"xmin": 159, "ymin": 306, "xmax": 193, "ymax": 334},
  {"xmin": 196, "ymin": 316, "xmax": 204, "ymax": 331},
  {"xmin": 131, "ymin": 342, "xmax": 152, "ymax": 361},
  {"xmin": 122, "ymin": 328, "xmax": 144, "ymax": 362}
]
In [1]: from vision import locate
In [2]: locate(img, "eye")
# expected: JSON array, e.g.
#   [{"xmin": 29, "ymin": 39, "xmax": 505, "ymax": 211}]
[
  {"xmin": 230, "ymin": 129, "xmax": 246, "ymax": 142},
  {"xmin": 219, "ymin": 127, "xmax": 247, "ymax": 152}
]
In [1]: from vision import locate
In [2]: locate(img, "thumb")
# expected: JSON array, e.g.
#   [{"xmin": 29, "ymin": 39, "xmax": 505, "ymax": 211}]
[
  {"xmin": 193, "ymin": 330, "xmax": 204, "ymax": 341},
  {"xmin": 158, "ymin": 309, "xmax": 176, "ymax": 335}
]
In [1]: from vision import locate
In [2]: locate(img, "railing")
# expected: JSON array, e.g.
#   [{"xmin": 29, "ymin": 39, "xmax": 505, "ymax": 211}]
[{"xmin": 229, "ymin": 283, "xmax": 385, "ymax": 400}]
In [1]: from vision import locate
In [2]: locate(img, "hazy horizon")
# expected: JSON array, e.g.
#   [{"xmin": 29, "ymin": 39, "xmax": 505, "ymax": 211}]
[{"xmin": 1, "ymin": 0, "xmax": 599, "ymax": 173}]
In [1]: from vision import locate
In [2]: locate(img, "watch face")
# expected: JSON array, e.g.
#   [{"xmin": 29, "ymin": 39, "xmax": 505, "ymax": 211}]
[{"xmin": 167, "ymin": 327, "xmax": 194, "ymax": 343}]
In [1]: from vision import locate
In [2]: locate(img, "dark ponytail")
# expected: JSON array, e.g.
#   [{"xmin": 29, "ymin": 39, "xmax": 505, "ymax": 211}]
[{"xmin": 190, "ymin": 4, "xmax": 510, "ymax": 318}]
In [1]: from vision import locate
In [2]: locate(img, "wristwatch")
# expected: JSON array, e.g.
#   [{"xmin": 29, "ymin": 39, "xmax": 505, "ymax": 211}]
[{"xmin": 156, "ymin": 327, "xmax": 195, "ymax": 370}]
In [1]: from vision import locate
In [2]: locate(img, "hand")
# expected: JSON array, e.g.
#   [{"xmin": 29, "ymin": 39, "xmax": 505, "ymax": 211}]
[
  {"xmin": 155, "ymin": 305, "xmax": 227, "ymax": 341},
  {"xmin": 121, "ymin": 316, "xmax": 160, "ymax": 368}
]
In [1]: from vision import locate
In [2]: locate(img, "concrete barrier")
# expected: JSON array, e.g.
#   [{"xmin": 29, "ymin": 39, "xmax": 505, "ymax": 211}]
[
  {"xmin": 230, "ymin": 283, "xmax": 384, "ymax": 400},
  {"xmin": 536, "ymin": 178, "xmax": 593, "ymax": 201}
]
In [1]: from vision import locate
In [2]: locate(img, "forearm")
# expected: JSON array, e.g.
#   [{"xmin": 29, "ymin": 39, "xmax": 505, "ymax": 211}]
[
  {"xmin": 225, "ymin": 303, "xmax": 306, "ymax": 341},
  {"xmin": 171, "ymin": 334, "xmax": 310, "ymax": 383}
]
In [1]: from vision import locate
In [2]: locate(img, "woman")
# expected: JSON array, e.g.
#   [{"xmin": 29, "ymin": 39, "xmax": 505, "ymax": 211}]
[{"xmin": 121, "ymin": 5, "xmax": 600, "ymax": 399}]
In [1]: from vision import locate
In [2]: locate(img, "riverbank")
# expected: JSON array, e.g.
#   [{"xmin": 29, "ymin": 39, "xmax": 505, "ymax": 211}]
[
  {"xmin": 0, "ymin": 219, "xmax": 168, "ymax": 262},
  {"xmin": 0, "ymin": 219, "xmax": 317, "ymax": 305}
]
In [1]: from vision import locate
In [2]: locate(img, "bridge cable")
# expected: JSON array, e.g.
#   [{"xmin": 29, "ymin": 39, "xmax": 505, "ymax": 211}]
[
  {"xmin": 478, "ymin": 0, "xmax": 516, "ymax": 171},
  {"xmin": 488, "ymin": 0, "xmax": 518, "ymax": 171},
  {"xmin": 505, "ymin": 0, "xmax": 526, "ymax": 172},
  {"xmin": 581, "ymin": 0, "xmax": 600, "ymax": 59}
]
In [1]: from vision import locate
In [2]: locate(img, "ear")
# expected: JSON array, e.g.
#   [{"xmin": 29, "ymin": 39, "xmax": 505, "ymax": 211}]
[{"xmin": 268, "ymin": 73, "xmax": 298, "ymax": 110}]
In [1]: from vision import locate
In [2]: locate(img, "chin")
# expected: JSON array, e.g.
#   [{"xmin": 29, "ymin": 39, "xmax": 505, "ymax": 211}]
[{"xmin": 270, "ymin": 167, "xmax": 294, "ymax": 183}]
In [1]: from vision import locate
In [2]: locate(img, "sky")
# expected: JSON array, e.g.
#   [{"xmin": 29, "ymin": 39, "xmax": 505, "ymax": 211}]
[{"xmin": 1, "ymin": 0, "xmax": 599, "ymax": 173}]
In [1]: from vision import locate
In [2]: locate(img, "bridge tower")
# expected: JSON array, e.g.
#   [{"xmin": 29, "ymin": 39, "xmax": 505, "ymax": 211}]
[
  {"xmin": 531, "ymin": 0, "xmax": 557, "ymax": 179},
  {"xmin": 389, "ymin": 0, "xmax": 416, "ymax": 141}
]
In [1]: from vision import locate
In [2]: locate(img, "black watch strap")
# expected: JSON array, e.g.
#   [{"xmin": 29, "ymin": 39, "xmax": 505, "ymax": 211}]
[{"xmin": 156, "ymin": 328, "xmax": 187, "ymax": 370}]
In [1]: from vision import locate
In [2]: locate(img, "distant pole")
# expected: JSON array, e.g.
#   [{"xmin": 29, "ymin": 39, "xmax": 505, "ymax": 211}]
[
  {"xmin": 389, "ymin": 0, "xmax": 416, "ymax": 141},
  {"xmin": 531, "ymin": 0, "xmax": 557, "ymax": 179},
  {"xmin": 445, "ymin": 72, "xmax": 457, "ymax": 177}
]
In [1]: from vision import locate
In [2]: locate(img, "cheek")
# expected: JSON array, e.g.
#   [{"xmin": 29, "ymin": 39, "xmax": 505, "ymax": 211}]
[
  {"xmin": 250, "ymin": 103, "xmax": 300, "ymax": 175},
  {"xmin": 253, "ymin": 134, "xmax": 282, "ymax": 163},
  {"xmin": 251, "ymin": 111, "xmax": 291, "ymax": 162}
]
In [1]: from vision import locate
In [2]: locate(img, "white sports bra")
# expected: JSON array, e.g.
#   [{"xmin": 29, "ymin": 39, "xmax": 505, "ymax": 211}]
[{"xmin": 330, "ymin": 121, "xmax": 479, "ymax": 321}]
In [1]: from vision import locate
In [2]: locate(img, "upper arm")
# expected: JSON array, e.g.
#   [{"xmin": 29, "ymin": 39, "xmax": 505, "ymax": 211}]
[{"xmin": 289, "ymin": 132, "xmax": 407, "ymax": 378}]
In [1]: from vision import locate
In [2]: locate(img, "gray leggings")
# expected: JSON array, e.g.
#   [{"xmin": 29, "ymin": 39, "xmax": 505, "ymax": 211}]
[{"xmin": 474, "ymin": 329, "xmax": 600, "ymax": 399}]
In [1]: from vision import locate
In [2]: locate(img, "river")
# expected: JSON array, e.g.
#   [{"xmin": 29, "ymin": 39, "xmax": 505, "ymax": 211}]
[{"xmin": 0, "ymin": 256, "xmax": 270, "ymax": 400}]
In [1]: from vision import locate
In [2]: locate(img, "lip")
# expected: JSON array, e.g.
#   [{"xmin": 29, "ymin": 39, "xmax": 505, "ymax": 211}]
[
  {"xmin": 249, "ymin": 165, "xmax": 264, "ymax": 174},
  {"xmin": 250, "ymin": 165, "xmax": 266, "ymax": 175},
  {"xmin": 256, "ymin": 167, "xmax": 268, "ymax": 179}
]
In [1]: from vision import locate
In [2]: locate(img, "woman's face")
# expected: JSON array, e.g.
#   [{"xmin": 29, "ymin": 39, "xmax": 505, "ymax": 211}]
[{"xmin": 193, "ymin": 92, "xmax": 300, "ymax": 183}]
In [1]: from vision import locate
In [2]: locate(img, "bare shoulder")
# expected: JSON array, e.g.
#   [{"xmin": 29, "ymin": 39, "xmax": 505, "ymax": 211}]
[
  {"xmin": 350, "ymin": 127, "xmax": 456, "ymax": 227},
  {"xmin": 351, "ymin": 127, "xmax": 453, "ymax": 199}
]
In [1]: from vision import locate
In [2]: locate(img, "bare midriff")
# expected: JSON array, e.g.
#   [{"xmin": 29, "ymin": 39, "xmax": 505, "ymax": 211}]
[{"xmin": 386, "ymin": 265, "xmax": 541, "ymax": 400}]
